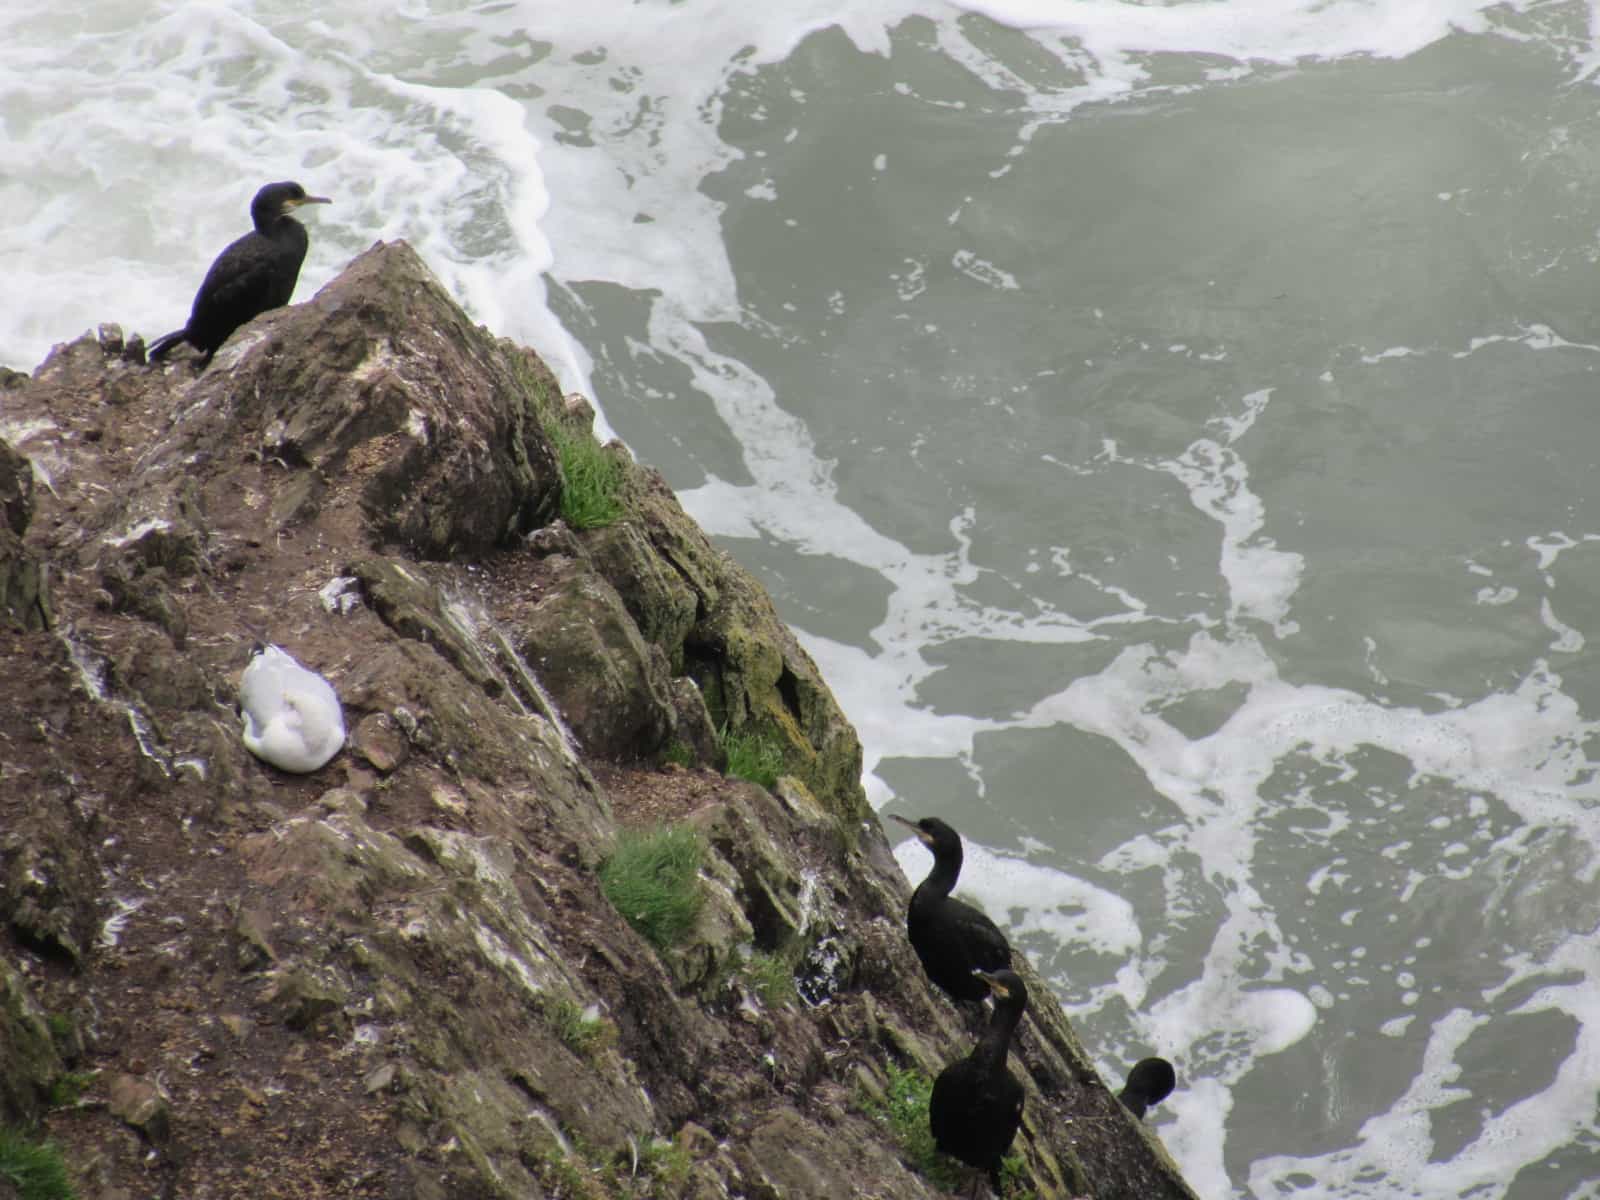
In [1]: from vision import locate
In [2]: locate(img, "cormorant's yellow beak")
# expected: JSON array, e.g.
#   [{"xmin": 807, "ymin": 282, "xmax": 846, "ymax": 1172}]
[
  {"xmin": 973, "ymin": 969, "xmax": 1010, "ymax": 999},
  {"xmin": 887, "ymin": 813, "xmax": 934, "ymax": 846},
  {"xmin": 290, "ymin": 194, "xmax": 332, "ymax": 207}
]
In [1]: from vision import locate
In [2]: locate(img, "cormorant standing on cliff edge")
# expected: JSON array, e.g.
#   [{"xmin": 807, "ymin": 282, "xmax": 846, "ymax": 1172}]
[
  {"xmin": 888, "ymin": 813, "xmax": 1012, "ymax": 1004},
  {"xmin": 1117, "ymin": 1056, "xmax": 1176, "ymax": 1118},
  {"xmin": 147, "ymin": 181, "xmax": 330, "ymax": 366},
  {"xmin": 929, "ymin": 967, "xmax": 1028, "ymax": 1195}
]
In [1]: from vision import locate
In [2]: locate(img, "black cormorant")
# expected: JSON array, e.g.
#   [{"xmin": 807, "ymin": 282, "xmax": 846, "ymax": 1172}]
[
  {"xmin": 1117, "ymin": 1056, "xmax": 1176, "ymax": 1118},
  {"xmin": 929, "ymin": 967, "xmax": 1028, "ymax": 1194},
  {"xmin": 147, "ymin": 181, "xmax": 330, "ymax": 366},
  {"xmin": 888, "ymin": 814, "xmax": 1012, "ymax": 1004}
]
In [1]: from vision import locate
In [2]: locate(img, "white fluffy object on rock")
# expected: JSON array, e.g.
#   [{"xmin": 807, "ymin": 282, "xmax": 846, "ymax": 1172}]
[{"xmin": 239, "ymin": 644, "xmax": 345, "ymax": 773}]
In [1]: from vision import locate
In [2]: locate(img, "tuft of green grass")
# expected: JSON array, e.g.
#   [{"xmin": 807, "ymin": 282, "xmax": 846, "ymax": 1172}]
[
  {"xmin": 998, "ymin": 1153, "xmax": 1036, "ymax": 1199},
  {"xmin": 535, "ymin": 1127, "xmax": 694, "ymax": 1199},
  {"xmin": 742, "ymin": 951, "xmax": 797, "ymax": 1009},
  {"xmin": 719, "ymin": 724, "xmax": 785, "ymax": 790},
  {"xmin": 599, "ymin": 825, "xmax": 705, "ymax": 951},
  {"xmin": 660, "ymin": 740, "xmax": 694, "ymax": 769},
  {"xmin": 633, "ymin": 1136, "xmax": 692, "ymax": 1188},
  {"xmin": 859, "ymin": 1064, "xmax": 961, "ymax": 1189},
  {"xmin": 543, "ymin": 418, "xmax": 624, "ymax": 530},
  {"xmin": 0, "ymin": 1127, "xmax": 77, "ymax": 1200},
  {"xmin": 518, "ymin": 350, "xmax": 624, "ymax": 531},
  {"xmin": 540, "ymin": 995, "xmax": 616, "ymax": 1060},
  {"xmin": 46, "ymin": 1072, "xmax": 94, "ymax": 1109},
  {"xmin": 534, "ymin": 1143, "xmax": 596, "ymax": 1199}
]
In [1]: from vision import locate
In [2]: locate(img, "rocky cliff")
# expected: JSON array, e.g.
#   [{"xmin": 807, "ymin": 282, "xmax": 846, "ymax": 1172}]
[{"xmin": 0, "ymin": 242, "xmax": 1199, "ymax": 1200}]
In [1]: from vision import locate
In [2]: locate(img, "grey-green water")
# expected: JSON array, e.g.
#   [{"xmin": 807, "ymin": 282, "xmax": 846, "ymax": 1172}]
[{"xmin": 560, "ymin": 19, "xmax": 1600, "ymax": 1198}]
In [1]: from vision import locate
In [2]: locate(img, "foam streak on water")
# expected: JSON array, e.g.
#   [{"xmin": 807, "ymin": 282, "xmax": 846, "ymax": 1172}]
[
  {"xmin": 0, "ymin": 0, "xmax": 1546, "ymax": 370},
  {"xmin": 9, "ymin": 2, "xmax": 1600, "ymax": 1197}
]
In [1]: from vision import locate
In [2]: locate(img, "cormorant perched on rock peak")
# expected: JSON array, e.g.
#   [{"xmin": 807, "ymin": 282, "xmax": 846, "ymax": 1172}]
[
  {"xmin": 147, "ymin": 181, "xmax": 330, "ymax": 366},
  {"xmin": 929, "ymin": 967, "xmax": 1028, "ymax": 1194},
  {"xmin": 888, "ymin": 813, "xmax": 1011, "ymax": 1004},
  {"xmin": 1117, "ymin": 1056, "xmax": 1176, "ymax": 1119}
]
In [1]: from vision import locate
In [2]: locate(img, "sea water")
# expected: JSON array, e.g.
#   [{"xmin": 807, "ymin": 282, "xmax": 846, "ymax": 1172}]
[{"xmin": 5, "ymin": 2, "xmax": 1600, "ymax": 1196}]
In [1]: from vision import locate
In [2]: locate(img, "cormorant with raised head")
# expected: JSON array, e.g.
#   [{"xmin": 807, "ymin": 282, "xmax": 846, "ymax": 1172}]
[
  {"xmin": 888, "ymin": 814, "xmax": 1012, "ymax": 1004},
  {"xmin": 1117, "ymin": 1056, "xmax": 1176, "ymax": 1118},
  {"xmin": 929, "ymin": 967, "xmax": 1028, "ymax": 1194},
  {"xmin": 147, "ymin": 181, "xmax": 330, "ymax": 366}
]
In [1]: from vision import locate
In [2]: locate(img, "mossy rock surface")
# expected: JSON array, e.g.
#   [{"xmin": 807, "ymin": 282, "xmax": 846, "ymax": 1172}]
[
  {"xmin": 0, "ymin": 441, "xmax": 48, "ymax": 630},
  {"xmin": 0, "ymin": 960, "xmax": 61, "ymax": 1128},
  {"xmin": 0, "ymin": 438, "xmax": 33, "ymax": 538},
  {"xmin": 512, "ymin": 554, "xmax": 676, "ymax": 762},
  {"xmin": 581, "ymin": 519, "xmax": 698, "ymax": 670}
]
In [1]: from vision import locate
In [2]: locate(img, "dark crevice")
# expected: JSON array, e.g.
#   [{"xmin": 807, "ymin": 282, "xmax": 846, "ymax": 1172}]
[{"xmin": 776, "ymin": 664, "xmax": 804, "ymax": 726}]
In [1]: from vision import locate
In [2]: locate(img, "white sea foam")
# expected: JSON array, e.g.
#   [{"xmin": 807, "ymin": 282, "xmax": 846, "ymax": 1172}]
[
  {"xmin": 1250, "ymin": 962, "xmax": 1600, "ymax": 1197},
  {"xmin": 1007, "ymin": 394, "xmax": 1600, "ymax": 1197},
  {"xmin": 957, "ymin": 0, "xmax": 1537, "ymax": 63},
  {"xmin": 0, "ymin": 0, "xmax": 1565, "ymax": 372}
]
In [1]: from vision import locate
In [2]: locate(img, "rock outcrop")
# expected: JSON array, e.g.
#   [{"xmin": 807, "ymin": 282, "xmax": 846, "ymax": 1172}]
[{"xmin": 0, "ymin": 242, "xmax": 1198, "ymax": 1199}]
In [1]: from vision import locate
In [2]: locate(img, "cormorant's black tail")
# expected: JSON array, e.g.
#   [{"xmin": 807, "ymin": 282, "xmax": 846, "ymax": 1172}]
[{"xmin": 146, "ymin": 329, "xmax": 188, "ymax": 361}]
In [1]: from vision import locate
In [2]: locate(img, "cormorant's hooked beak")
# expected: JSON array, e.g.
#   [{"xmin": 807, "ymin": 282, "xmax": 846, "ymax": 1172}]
[
  {"xmin": 972, "ymin": 968, "xmax": 1010, "ymax": 999},
  {"xmin": 291, "ymin": 194, "xmax": 332, "ymax": 207},
  {"xmin": 887, "ymin": 813, "xmax": 934, "ymax": 846}
]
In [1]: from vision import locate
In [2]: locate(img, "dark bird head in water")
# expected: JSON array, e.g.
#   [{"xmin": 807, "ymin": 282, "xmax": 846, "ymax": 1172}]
[
  {"xmin": 251, "ymin": 180, "xmax": 331, "ymax": 231},
  {"xmin": 887, "ymin": 813, "xmax": 963, "ymax": 857},
  {"xmin": 1118, "ymin": 1056, "xmax": 1176, "ymax": 1118},
  {"xmin": 973, "ymin": 967, "xmax": 1027, "ymax": 1009}
]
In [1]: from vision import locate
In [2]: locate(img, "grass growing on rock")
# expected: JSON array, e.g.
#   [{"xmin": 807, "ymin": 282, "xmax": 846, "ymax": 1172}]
[
  {"xmin": 719, "ymin": 724, "xmax": 785, "ymax": 790},
  {"xmin": 633, "ymin": 1137, "xmax": 692, "ymax": 1190},
  {"xmin": 600, "ymin": 825, "xmax": 705, "ymax": 950},
  {"xmin": 535, "ymin": 1142, "xmax": 594, "ymax": 1198},
  {"xmin": 46, "ymin": 1071, "xmax": 94, "ymax": 1109},
  {"xmin": 516, "ymin": 356, "xmax": 625, "ymax": 531},
  {"xmin": 0, "ymin": 1127, "xmax": 76, "ymax": 1200},
  {"xmin": 1000, "ymin": 1155, "xmax": 1039, "ymax": 1200},
  {"xmin": 534, "ymin": 1128, "xmax": 692, "ymax": 1199},
  {"xmin": 540, "ymin": 994, "xmax": 616, "ymax": 1060},
  {"xmin": 544, "ymin": 418, "xmax": 624, "ymax": 529},
  {"xmin": 861, "ymin": 1064, "xmax": 962, "ymax": 1191},
  {"xmin": 741, "ymin": 950, "xmax": 797, "ymax": 1008}
]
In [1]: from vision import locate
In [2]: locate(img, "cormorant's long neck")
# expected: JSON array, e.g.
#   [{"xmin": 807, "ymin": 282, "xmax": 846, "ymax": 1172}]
[
  {"xmin": 973, "ymin": 994, "xmax": 1024, "ymax": 1071},
  {"xmin": 914, "ymin": 843, "xmax": 962, "ymax": 903}
]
